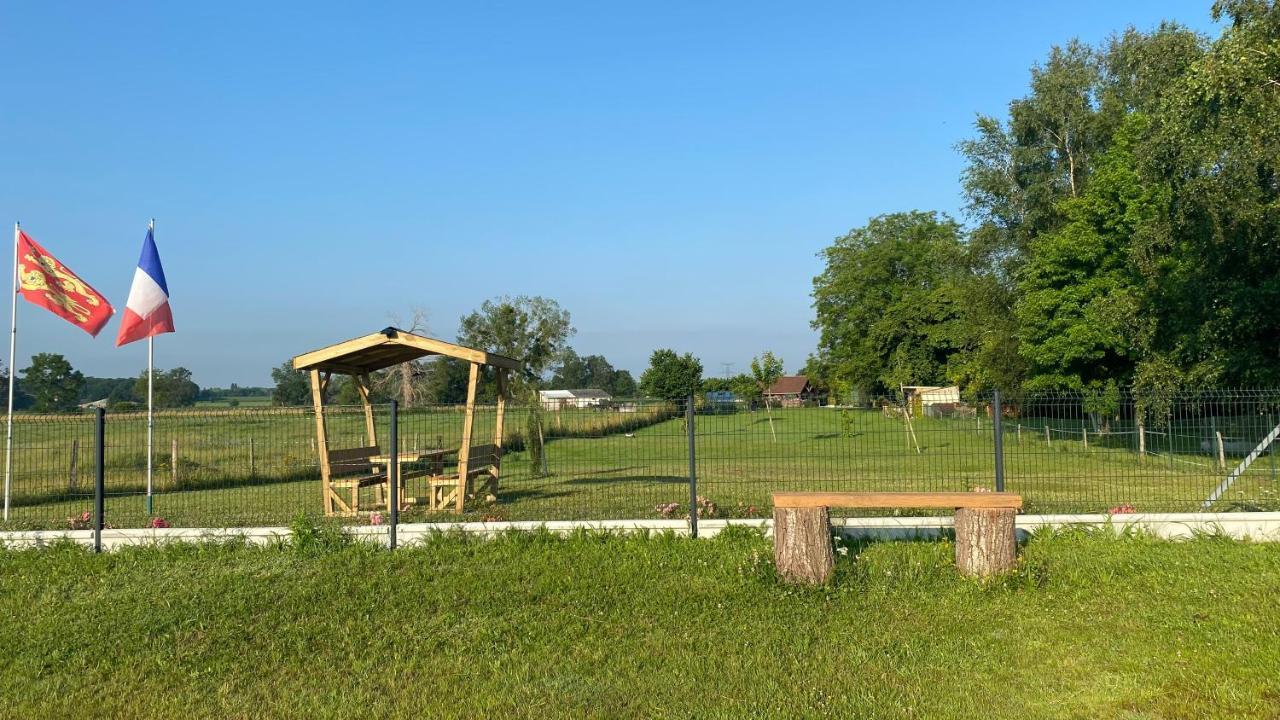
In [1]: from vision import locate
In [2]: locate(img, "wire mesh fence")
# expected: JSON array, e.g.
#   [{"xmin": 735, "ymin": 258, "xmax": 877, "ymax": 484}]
[{"xmin": 1, "ymin": 390, "xmax": 1277, "ymax": 531}]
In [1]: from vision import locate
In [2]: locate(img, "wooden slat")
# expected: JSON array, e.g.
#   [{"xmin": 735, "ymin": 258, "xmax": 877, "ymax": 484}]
[{"xmin": 771, "ymin": 491, "xmax": 1022, "ymax": 510}]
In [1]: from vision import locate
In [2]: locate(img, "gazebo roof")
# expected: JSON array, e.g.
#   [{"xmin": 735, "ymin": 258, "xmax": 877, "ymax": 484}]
[{"xmin": 292, "ymin": 327, "xmax": 521, "ymax": 375}]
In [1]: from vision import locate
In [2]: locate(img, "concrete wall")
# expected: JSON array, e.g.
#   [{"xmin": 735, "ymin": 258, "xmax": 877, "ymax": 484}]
[{"xmin": 4, "ymin": 513, "xmax": 1280, "ymax": 551}]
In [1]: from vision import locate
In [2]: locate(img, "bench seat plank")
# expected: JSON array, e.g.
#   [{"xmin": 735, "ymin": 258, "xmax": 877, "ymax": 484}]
[{"xmin": 772, "ymin": 491, "xmax": 1022, "ymax": 510}]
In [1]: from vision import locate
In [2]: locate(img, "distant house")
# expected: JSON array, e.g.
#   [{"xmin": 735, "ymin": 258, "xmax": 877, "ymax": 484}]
[
  {"xmin": 538, "ymin": 389, "xmax": 612, "ymax": 410},
  {"xmin": 78, "ymin": 398, "xmax": 109, "ymax": 410},
  {"xmin": 762, "ymin": 376, "xmax": 816, "ymax": 408}
]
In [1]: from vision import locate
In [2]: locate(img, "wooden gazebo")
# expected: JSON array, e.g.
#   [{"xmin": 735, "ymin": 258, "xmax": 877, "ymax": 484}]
[{"xmin": 292, "ymin": 327, "xmax": 521, "ymax": 515}]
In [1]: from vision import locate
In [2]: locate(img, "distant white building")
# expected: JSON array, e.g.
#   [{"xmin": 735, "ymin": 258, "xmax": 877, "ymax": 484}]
[{"xmin": 538, "ymin": 389, "xmax": 612, "ymax": 410}]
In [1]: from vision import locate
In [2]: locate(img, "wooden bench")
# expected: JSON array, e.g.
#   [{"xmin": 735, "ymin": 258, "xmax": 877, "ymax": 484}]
[
  {"xmin": 771, "ymin": 491, "xmax": 1023, "ymax": 584},
  {"xmin": 429, "ymin": 444, "xmax": 502, "ymax": 511},
  {"xmin": 325, "ymin": 446, "xmax": 389, "ymax": 515}
]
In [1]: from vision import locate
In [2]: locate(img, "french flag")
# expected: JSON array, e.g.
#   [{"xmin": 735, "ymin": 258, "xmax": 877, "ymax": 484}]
[{"xmin": 115, "ymin": 227, "xmax": 175, "ymax": 347}]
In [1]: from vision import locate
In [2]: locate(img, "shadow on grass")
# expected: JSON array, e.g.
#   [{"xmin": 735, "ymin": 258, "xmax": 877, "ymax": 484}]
[
  {"xmin": 563, "ymin": 474, "xmax": 690, "ymax": 486},
  {"xmin": 11, "ymin": 467, "xmax": 320, "ymax": 508}
]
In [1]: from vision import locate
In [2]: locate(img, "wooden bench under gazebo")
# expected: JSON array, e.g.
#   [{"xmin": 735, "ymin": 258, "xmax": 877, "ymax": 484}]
[{"xmin": 292, "ymin": 327, "xmax": 521, "ymax": 516}]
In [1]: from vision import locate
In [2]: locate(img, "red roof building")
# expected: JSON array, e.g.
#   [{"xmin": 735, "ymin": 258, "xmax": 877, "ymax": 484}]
[{"xmin": 763, "ymin": 375, "xmax": 817, "ymax": 407}]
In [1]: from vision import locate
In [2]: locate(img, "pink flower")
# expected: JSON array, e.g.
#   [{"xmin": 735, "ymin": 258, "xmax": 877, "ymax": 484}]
[
  {"xmin": 148, "ymin": 517, "xmax": 170, "ymax": 529},
  {"xmin": 1107, "ymin": 504, "xmax": 1137, "ymax": 515},
  {"xmin": 370, "ymin": 513, "xmax": 384, "ymax": 526}
]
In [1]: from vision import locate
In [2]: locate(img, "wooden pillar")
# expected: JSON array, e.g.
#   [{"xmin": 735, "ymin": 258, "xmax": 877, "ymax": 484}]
[
  {"xmin": 310, "ymin": 369, "xmax": 333, "ymax": 515},
  {"xmin": 954, "ymin": 507, "xmax": 1017, "ymax": 577},
  {"xmin": 356, "ymin": 373, "xmax": 377, "ymax": 449},
  {"xmin": 455, "ymin": 361, "xmax": 480, "ymax": 513},
  {"xmin": 773, "ymin": 506, "xmax": 834, "ymax": 585},
  {"xmin": 489, "ymin": 368, "xmax": 507, "ymax": 500}
]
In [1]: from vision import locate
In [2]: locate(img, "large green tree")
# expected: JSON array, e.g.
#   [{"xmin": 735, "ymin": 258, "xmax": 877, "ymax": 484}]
[
  {"xmin": 270, "ymin": 360, "xmax": 310, "ymax": 406},
  {"xmin": 1016, "ymin": 115, "xmax": 1156, "ymax": 391},
  {"xmin": 22, "ymin": 353, "xmax": 85, "ymax": 412},
  {"xmin": 811, "ymin": 211, "xmax": 966, "ymax": 394},
  {"xmin": 1132, "ymin": 0, "xmax": 1280, "ymax": 386},
  {"xmin": 134, "ymin": 367, "xmax": 200, "ymax": 408},
  {"xmin": 638, "ymin": 349, "xmax": 703, "ymax": 401},
  {"xmin": 457, "ymin": 295, "xmax": 574, "ymax": 394}
]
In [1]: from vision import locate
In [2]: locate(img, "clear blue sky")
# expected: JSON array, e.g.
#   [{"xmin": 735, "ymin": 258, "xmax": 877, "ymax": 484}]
[{"xmin": 0, "ymin": 1, "xmax": 1218, "ymax": 387}]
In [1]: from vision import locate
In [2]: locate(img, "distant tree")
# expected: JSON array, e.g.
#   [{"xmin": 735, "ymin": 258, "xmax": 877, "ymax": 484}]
[
  {"xmin": 78, "ymin": 376, "xmax": 137, "ymax": 404},
  {"xmin": 457, "ymin": 295, "xmax": 574, "ymax": 395},
  {"xmin": 638, "ymin": 349, "xmax": 703, "ymax": 402},
  {"xmin": 271, "ymin": 360, "xmax": 311, "ymax": 406},
  {"xmin": 135, "ymin": 367, "xmax": 200, "ymax": 408},
  {"xmin": 549, "ymin": 348, "xmax": 636, "ymax": 397},
  {"xmin": 751, "ymin": 351, "xmax": 784, "ymax": 441},
  {"xmin": 608, "ymin": 369, "xmax": 637, "ymax": 398},
  {"xmin": 418, "ymin": 357, "xmax": 473, "ymax": 405},
  {"xmin": 21, "ymin": 353, "xmax": 85, "ymax": 412},
  {"xmin": 0, "ymin": 362, "xmax": 33, "ymax": 410},
  {"xmin": 374, "ymin": 308, "xmax": 431, "ymax": 407}
]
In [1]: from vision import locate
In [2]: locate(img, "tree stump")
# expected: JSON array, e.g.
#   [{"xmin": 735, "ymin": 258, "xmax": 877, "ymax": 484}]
[
  {"xmin": 773, "ymin": 506, "xmax": 834, "ymax": 585},
  {"xmin": 954, "ymin": 507, "xmax": 1017, "ymax": 577}
]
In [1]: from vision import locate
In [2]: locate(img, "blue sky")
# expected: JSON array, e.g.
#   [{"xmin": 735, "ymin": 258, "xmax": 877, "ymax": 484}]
[{"xmin": 0, "ymin": 1, "xmax": 1218, "ymax": 387}]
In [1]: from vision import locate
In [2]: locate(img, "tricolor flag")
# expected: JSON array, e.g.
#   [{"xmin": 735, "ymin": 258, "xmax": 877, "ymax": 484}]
[{"xmin": 115, "ymin": 227, "xmax": 174, "ymax": 346}]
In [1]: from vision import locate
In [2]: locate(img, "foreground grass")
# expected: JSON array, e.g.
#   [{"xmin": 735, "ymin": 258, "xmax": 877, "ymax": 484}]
[{"xmin": 1, "ymin": 531, "xmax": 1278, "ymax": 719}]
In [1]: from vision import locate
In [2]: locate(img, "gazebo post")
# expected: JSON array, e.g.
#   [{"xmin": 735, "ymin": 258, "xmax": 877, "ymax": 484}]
[
  {"xmin": 309, "ymin": 369, "xmax": 333, "ymax": 515},
  {"xmin": 456, "ymin": 361, "xmax": 480, "ymax": 513},
  {"xmin": 356, "ymin": 373, "xmax": 377, "ymax": 448},
  {"xmin": 490, "ymin": 368, "xmax": 508, "ymax": 499}
]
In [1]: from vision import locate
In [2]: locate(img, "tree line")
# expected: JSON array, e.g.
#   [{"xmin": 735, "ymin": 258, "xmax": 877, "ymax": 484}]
[
  {"xmin": 2, "ymin": 353, "xmax": 206, "ymax": 412},
  {"xmin": 269, "ymin": 295, "xmax": 796, "ymax": 408},
  {"xmin": 808, "ymin": 1, "xmax": 1280, "ymax": 401}
]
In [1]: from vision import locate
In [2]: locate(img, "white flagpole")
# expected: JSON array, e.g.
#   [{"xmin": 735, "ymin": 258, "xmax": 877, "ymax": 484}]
[
  {"xmin": 146, "ymin": 219, "xmax": 154, "ymax": 515},
  {"xmin": 4, "ymin": 222, "xmax": 20, "ymax": 521}
]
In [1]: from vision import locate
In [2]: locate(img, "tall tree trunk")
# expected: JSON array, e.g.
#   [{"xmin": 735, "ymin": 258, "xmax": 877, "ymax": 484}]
[
  {"xmin": 400, "ymin": 362, "xmax": 413, "ymax": 407},
  {"xmin": 765, "ymin": 397, "xmax": 777, "ymax": 442}
]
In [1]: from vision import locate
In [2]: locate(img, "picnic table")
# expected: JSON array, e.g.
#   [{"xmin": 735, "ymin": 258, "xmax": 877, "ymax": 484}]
[{"xmin": 370, "ymin": 448, "xmax": 456, "ymax": 512}]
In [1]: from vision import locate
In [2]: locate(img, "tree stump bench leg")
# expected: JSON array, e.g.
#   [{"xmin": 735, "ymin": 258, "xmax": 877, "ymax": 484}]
[
  {"xmin": 954, "ymin": 506, "xmax": 1018, "ymax": 577},
  {"xmin": 773, "ymin": 506, "xmax": 834, "ymax": 585}
]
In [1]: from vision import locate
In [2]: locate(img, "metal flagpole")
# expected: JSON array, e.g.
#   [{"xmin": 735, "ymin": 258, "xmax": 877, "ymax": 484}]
[
  {"xmin": 4, "ymin": 223, "xmax": 20, "ymax": 521},
  {"xmin": 145, "ymin": 219, "xmax": 154, "ymax": 515}
]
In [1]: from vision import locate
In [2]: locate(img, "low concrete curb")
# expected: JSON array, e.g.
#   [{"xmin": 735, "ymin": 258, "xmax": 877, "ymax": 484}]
[{"xmin": 3, "ymin": 512, "xmax": 1278, "ymax": 550}]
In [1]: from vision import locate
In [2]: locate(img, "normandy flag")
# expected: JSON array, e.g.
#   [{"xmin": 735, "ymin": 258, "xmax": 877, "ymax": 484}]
[
  {"xmin": 115, "ymin": 226, "xmax": 174, "ymax": 346},
  {"xmin": 16, "ymin": 228, "xmax": 115, "ymax": 336}
]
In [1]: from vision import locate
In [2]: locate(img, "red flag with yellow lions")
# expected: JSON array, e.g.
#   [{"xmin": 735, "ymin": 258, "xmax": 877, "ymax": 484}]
[{"xmin": 15, "ymin": 228, "xmax": 115, "ymax": 337}]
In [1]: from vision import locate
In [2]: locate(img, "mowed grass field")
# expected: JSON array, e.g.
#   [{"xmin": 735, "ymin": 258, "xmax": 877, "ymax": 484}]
[
  {"xmin": 1, "ymin": 529, "xmax": 1278, "ymax": 719},
  {"xmin": 2, "ymin": 404, "xmax": 1277, "ymax": 529}
]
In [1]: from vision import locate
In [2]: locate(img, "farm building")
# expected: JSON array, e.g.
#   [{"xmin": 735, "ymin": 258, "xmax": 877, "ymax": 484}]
[
  {"xmin": 763, "ymin": 376, "xmax": 817, "ymax": 408},
  {"xmin": 538, "ymin": 388, "xmax": 612, "ymax": 410},
  {"xmin": 901, "ymin": 385, "xmax": 962, "ymax": 417}
]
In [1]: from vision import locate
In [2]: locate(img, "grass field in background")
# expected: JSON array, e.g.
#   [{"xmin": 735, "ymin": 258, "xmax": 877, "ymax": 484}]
[
  {"xmin": 2, "ymin": 405, "xmax": 1277, "ymax": 529},
  {"xmin": 1, "ymin": 529, "xmax": 1278, "ymax": 718}
]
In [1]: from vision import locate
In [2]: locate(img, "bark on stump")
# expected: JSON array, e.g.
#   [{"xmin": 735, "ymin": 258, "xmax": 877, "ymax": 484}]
[
  {"xmin": 773, "ymin": 506, "xmax": 834, "ymax": 585},
  {"xmin": 954, "ymin": 506, "xmax": 1017, "ymax": 577}
]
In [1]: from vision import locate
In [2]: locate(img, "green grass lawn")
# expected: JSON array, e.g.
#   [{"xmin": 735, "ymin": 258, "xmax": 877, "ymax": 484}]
[
  {"xmin": 1, "ymin": 529, "xmax": 1278, "ymax": 718},
  {"xmin": 3, "ymin": 405, "xmax": 1277, "ymax": 529}
]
